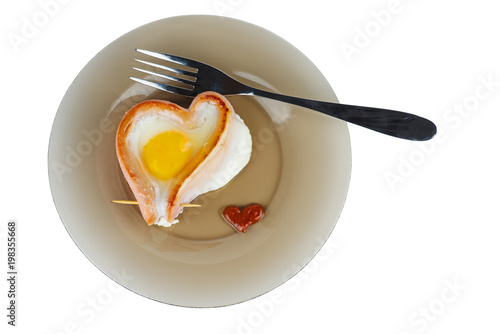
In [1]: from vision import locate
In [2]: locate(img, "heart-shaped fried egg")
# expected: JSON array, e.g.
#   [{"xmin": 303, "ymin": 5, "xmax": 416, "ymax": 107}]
[{"xmin": 116, "ymin": 92, "xmax": 252, "ymax": 227}]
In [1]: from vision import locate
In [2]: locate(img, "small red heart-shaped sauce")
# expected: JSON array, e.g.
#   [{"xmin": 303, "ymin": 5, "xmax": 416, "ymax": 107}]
[{"xmin": 222, "ymin": 204, "xmax": 265, "ymax": 233}]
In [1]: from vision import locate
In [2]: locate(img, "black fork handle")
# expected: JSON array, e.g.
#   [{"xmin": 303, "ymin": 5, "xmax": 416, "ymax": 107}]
[{"xmin": 243, "ymin": 87, "xmax": 436, "ymax": 141}]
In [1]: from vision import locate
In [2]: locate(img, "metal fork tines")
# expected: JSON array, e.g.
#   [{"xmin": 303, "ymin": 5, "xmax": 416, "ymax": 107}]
[{"xmin": 131, "ymin": 49, "xmax": 205, "ymax": 97}]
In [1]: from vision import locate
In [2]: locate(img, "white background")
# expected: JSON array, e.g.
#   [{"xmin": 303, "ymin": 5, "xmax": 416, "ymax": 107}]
[{"xmin": 1, "ymin": 0, "xmax": 499, "ymax": 333}]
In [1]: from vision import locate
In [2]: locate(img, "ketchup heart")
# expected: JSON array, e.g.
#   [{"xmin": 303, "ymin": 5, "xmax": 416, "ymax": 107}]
[{"xmin": 222, "ymin": 204, "xmax": 265, "ymax": 233}]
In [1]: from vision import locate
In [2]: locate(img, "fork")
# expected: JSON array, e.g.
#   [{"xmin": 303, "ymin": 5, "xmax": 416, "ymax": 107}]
[{"xmin": 131, "ymin": 49, "xmax": 437, "ymax": 141}]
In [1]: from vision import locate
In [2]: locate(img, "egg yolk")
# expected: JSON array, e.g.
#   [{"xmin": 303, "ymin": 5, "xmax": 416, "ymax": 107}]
[{"xmin": 142, "ymin": 131, "xmax": 192, "ymax": 180}]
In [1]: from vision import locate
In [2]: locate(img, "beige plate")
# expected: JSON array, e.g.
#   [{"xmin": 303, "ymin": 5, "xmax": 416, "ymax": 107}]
[{"xmin": 48, "ymin": 15, "xmax": 351, "ymax": 307}]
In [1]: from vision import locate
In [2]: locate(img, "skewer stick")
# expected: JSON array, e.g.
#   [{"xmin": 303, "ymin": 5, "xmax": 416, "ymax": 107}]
[
  {"xmin": 180, "ymin": 203, "xmax": 202, "ymax": 208},
  {"xmin": 111, "ymin": 200, "xmax": 201, "ymax": 208},
  {"xmin": 111, "ymin": 200, "xmax": 138, "ymax": 205}
]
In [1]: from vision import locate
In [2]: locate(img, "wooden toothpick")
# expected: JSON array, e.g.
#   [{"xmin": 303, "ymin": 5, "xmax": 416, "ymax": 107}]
[
  {"xmin": 111, "ymin": 200, "xmax": 138, "ymax": 205},
  {"xmin": 111, "ymin": 200, "xmax": 201, "ymax": 208}
]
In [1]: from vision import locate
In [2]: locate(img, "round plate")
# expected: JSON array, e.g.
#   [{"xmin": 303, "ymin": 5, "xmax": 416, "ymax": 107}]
[{"xmin": 48, "ymin": 15, "xmax": 351, "ymax": 307}]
